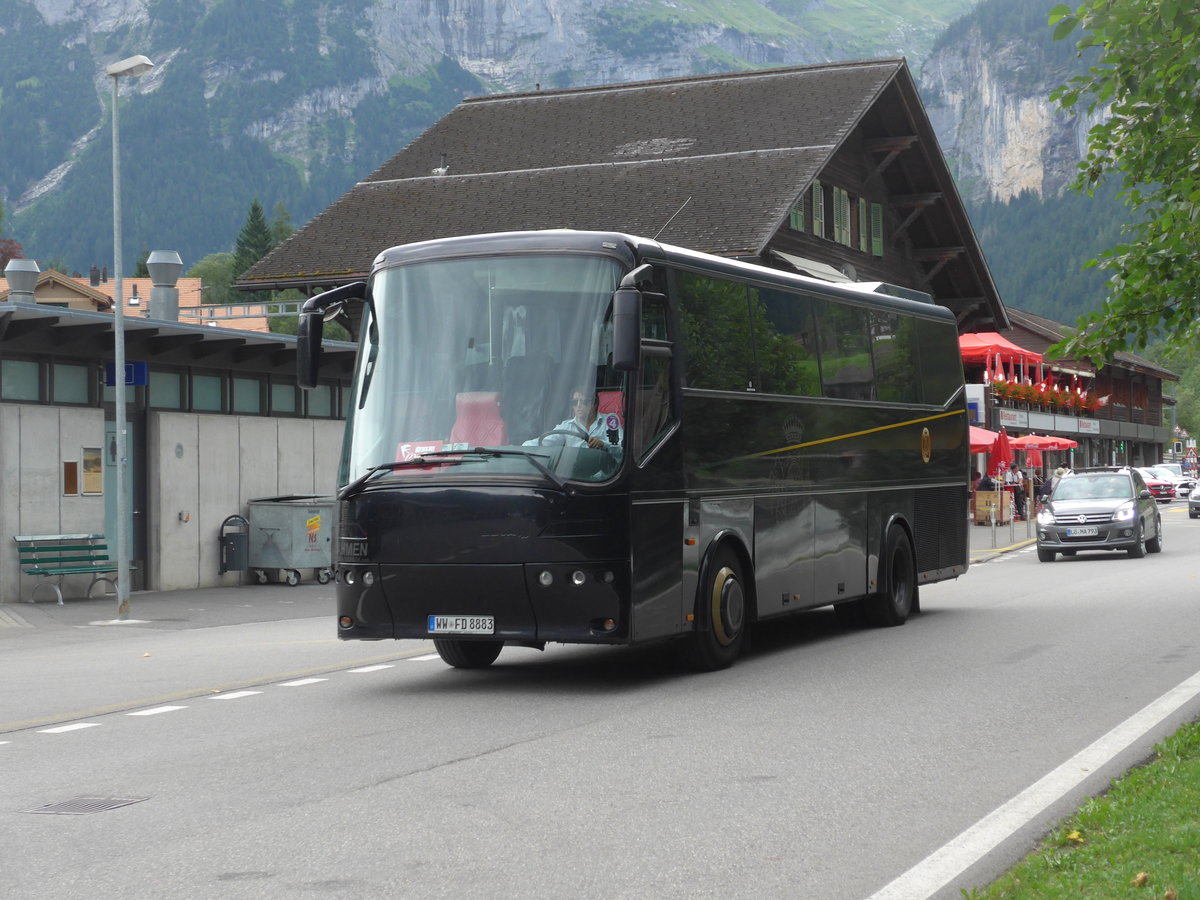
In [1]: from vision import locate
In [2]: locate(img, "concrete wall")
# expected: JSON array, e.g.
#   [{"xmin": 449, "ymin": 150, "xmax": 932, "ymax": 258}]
[
  {"xmin": 148, "ymin": 412, "xmax": 343, "ymax": 591},
  {"xmin": 1, "ymin": 404, "xmax": 109, "ymax": 603},
  {"xmin": 1, "ymin": 405, "xmax": 344, "ymax": 602}
]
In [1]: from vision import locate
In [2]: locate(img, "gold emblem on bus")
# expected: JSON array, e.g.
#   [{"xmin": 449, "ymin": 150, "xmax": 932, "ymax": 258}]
[{"xmin": 920, "ymin": 427, "xmax": 932, "ymax": 463}]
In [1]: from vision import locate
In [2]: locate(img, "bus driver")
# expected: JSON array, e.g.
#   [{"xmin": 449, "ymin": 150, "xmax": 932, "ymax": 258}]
[{"xmin": 525, "ymin": 388, "xmax": 623, "ymax": 458}]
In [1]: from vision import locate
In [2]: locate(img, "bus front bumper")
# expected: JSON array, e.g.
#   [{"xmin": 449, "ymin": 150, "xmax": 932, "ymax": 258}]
[{"xmin": 336, "ymin": 561, "xmax": 628, "ymax": 643}]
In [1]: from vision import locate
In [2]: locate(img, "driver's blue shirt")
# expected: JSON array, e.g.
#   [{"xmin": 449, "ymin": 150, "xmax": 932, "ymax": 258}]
[{"xmin": 525, "ymin": 414, "xmax": 623, "ymax": 457}]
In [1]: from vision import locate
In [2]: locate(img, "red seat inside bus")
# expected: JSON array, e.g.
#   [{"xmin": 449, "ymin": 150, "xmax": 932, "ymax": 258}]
[
  {"xmin": 598, "ymin": 390, "xmax": 623, "ymax": 427},
  {"xmin": 450, "ymin": 392, "xmax": 507, "ymax": 446}
]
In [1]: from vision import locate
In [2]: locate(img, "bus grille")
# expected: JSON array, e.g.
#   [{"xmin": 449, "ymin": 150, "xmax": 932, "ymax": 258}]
[{"xmin": 914, "ymin": 485, "xmax": 967, "ymax": 572}]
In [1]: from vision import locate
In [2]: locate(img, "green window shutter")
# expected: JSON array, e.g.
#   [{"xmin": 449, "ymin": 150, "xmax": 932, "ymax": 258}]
[
  {"xmin": 811, "ymin": 180, "xmax": 824, "ymax": 238},
  {"xmin": 871, "ymin": 203, "xmax": 884, "ymax": 257},
  {"xmin": 834, "ymin": 187, "xmax": 850, "ymax": 245},
  {"xmin": 789, "ymin": 196, "xmax": 804, "ymax": 231},
  {"xmin": 858, "ymin": 199, "xmax": 869, "ymax": 252}
]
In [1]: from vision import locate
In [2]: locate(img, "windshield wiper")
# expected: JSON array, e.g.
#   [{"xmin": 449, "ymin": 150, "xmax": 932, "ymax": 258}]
[
  {"xmin": 337, "ymin": 447, "xmax": 572, "ymax": 499},
  {"xmin": 337, "ymin": 455, "xmax": 474, "ymax": 499},
  {"xmin": 425, "ymin": 447, "xmax": 573, "ymax": 493}
]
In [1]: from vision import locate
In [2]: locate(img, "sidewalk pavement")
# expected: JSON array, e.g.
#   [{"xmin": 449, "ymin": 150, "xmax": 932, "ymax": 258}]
[
  {"xmin": 969, "ymin": 512, "xmax": 1036, "ymax": 564},
  {"xmin": 0, "ymin": 580, "xmax": 335, "ymax": 638}
]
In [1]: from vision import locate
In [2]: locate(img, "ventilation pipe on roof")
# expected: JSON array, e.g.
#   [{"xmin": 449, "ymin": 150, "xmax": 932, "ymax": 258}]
[
  {"xmin": 147, "ymin": 250, "xmax": 183, "ymax": 321},
  {"xmin": 432, "ymin": 153, "xmax": 449, "ymax": 176},
  {"xmin": 4, "ymin": 258, "xmax": 40, "ymax": 302}
]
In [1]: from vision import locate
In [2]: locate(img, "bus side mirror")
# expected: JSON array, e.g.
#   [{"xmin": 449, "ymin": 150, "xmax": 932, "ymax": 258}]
[
  {"xmin": 297, "ymin": 310, "xmax": 323, "ymax": 389},
  {"xmin": 612, "ymin": 286, "xmax": 642, "ymax": 372},
  {"xmin": 298, "ymin": 281, "xmax": 366, "ymax": 389}
]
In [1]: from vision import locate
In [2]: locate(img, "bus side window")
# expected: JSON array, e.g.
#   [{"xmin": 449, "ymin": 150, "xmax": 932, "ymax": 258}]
[
  {"xmin": 675, "ymin": 271, "xmax": 756, "ymax": 392},
  {"xmin": 916, "ymin": 318, "xmax": 965, "ymax": 405},
  {"xmin": 815, "ymin": 300, "xmax": 874, "ymax": 401},
  {"xmin": 754, "ymin": 288, "xmax": 820, "ymax": 397},
  {"xmin": 635, "ymin": 296, "xmax": 677, "ymax": 460},
  {"xmin": 871, "ymin": 312, "xmax": 920, "ymax": 403}
]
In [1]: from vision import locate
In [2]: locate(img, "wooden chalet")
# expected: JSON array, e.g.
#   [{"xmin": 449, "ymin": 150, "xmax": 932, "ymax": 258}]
[{"xmin": 241, "ymin": 58, "xmax": 1007, "ymax": 333}]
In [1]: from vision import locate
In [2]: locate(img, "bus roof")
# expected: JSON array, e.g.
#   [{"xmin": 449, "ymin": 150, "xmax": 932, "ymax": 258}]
[{"xmin": 372, "ymin": 229, "xmax": 955, "ymax": 323}]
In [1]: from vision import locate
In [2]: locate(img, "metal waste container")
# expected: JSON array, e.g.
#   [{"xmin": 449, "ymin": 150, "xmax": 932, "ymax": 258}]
[
  {"xmin": 218, "ymin": 515, "xmax": 249, "ymax": 574},
  {"xmin": 246, "ymin": 495, "xmax": 335, "ymax": 586}
]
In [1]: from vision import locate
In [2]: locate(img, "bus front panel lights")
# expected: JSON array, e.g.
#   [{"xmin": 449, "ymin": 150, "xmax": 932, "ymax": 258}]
[
  {"xmin": 591, "ymin": 618, "xmax": 618, "ymax": 632},
  {"xmin": 571, "ymin": 570, "xmax": 587, "ymax": 586},
  {"xmin": 339, "ymin": 616, "xmax": 354, "ymax": 629},
  {"xmin": 538, "ymin": 571, "xmax": 554, "ymax": 587}
]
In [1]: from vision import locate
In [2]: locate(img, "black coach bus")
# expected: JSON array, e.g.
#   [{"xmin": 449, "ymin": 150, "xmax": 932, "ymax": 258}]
[{"xmin": 298, "ymin": 230, "xmax": 969, "ymax": 671}]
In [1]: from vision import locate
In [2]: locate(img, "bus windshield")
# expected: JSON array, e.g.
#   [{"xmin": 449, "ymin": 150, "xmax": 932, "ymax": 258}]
[{"xmin": 341, "ymin": 252, "xmax": 627, "ymax": 487}]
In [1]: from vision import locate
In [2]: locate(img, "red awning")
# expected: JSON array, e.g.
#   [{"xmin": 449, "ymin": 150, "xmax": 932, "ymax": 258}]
[
  {"xmin": 969, "ymin": 425, "xmax": 1000, "ymax": 453},
  {"xmin": 958, "ymin": 332, "xmax": 1043, "ymax": 365}
]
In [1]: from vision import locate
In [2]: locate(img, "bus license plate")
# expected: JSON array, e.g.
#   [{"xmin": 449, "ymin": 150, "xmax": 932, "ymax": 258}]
[
  {"xmin": 1066, "ymin": 526, "xmax": 1098, "ymax": 537},
  {"xmin": 428, "ymin": 615, "xmax": 494, "ymax": 635}
]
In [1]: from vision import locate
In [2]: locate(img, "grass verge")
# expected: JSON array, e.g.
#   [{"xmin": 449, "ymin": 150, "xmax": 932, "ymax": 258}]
[{"xmin": 967, "ymin": 721, "xmax": 1200, "ymax": 899}]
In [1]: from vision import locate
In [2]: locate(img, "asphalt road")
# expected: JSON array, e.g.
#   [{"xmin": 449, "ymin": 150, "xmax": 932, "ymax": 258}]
[{"xmin": 2, "ymin": 504, "xmax": 1198, "ymax": 899}]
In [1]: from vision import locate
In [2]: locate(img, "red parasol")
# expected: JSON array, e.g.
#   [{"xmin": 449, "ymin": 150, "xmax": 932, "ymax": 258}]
[
  {"xmin": 969, "ymin": 425, "xmax": 1000, "ymax": 453},
  {"xmin": 988, "ymin": 427, "xmax": 1013, "ymax": 477},
  {"xmin": 1009, "ymin": 433, "xmax": 1079, "ymax": 451}
]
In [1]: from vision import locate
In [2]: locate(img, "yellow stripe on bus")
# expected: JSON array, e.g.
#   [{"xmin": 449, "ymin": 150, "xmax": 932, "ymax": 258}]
[{"xmin": 744, "ymin": 409, "xmax": 966, "ymax": 460}]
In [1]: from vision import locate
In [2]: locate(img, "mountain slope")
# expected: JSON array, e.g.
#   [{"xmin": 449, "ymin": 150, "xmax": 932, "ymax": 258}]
[{"xmin": 2, "ymin": 0, "xmax": 976, "ymax": 271}]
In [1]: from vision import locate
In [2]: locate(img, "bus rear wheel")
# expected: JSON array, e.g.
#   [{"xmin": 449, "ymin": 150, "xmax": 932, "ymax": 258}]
[
  {"xmin": 434, "ymin": 639, "xmax": 503, "ymax": 669},
  {"xmin": 866, "ymin": 528, "xmax": 917, "ymax": 628},
  {"xmin": 684, "ymin": 548, "xmax": 748, "ymax": 671}
]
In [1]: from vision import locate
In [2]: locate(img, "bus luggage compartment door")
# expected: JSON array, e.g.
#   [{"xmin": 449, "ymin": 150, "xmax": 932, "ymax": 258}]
[{"xmin": 379, "ymin": 564, "xmax": 537, "ymax": 641}]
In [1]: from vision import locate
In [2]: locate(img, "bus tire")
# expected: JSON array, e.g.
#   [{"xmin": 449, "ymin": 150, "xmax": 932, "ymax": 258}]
[
  {"xmin": 684, "ymin": 548, "xmax": 748, "ymax": 671},
  {"xmin": 434, "ymin": 639, "xmax": 503, "ymax": 669},
  {"xmin": 866, "ymin": 527, "xmax": 916, "ymax": 628}
]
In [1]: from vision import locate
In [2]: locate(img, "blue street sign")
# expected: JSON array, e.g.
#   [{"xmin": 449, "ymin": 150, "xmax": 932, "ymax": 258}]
[{"xmin": 104, "ymin": 361, "xmax": 149, "ymax": 387}]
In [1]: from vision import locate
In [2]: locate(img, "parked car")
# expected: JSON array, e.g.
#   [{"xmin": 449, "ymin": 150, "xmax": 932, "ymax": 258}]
[
  {"xmin": 1135, "ymin": 467, "xmax": 1176, "ymax": 502},
  {"xmin": 1036, "ymin": 468, "xmax": 1163, "ymax": 561},
  {"xmin": 1190, "ymin": 489, "xmax": 1200, "ymax": 519}
]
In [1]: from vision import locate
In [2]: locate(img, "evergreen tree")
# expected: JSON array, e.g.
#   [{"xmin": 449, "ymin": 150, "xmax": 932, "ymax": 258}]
[{"xmin": 232, "ymin": 199, "xmax": 274, "ymax": 279}]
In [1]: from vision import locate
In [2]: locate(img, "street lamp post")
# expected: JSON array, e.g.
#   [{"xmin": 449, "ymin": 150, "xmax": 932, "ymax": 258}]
[{"xmin": 107, "ymin": 54, "xmax": 154, "ymax": 620}]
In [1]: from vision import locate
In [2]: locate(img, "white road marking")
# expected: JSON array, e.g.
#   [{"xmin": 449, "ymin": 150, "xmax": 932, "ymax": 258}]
[
  {"xmin": 409, "ymin": 654, "xmax": 441, "ymax": 661},
  {"xmin": 347, "ymin": 664, "xmax": 394, "ymax": 673},
  {"xmin": 279, "ymin": 678, "xmax": 328, "ymax": 687},
  {"xmin": 39, "ymin": 723, "xmax": 101, "ymax": 734},
  {"xmin": 867, "ymin": 667, "xmax": 1200, "ymax": 899},
  {"xmin": 207, "ymin": 690, "xmax": 262, "ymax": 700},
  {"xmin": 127, "ymin": 706, "xmax": 187, "ymax": 716}
]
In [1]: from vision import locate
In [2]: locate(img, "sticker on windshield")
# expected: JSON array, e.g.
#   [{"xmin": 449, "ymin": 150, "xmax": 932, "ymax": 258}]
[
  {"xmin": 396, "ymin": 440, "xmax": 443, "ymax": 462},
  {"xmin": 605, "ymin": 414, "xmax": 620, "ymax": 431}
]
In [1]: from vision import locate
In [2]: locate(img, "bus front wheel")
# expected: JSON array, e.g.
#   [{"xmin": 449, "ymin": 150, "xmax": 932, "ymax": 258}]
[
  {"xmin": 866, "ymin": 528, "xmax": 917, "ymax": 628},
  {"xmin": 434, "ymin": 639, "xmax": 503, "ymax": 669},
  {"xmin": 684, "ymin": 548, "xmax": 748, "ymax": 671}
]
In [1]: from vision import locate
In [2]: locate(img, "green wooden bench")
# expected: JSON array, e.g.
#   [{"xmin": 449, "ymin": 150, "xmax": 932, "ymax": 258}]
[{"xmin": 13, "ymin": 534, "xmax": 123, "ymax": 605}]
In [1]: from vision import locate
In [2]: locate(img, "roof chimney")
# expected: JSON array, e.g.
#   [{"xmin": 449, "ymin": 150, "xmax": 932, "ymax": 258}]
[
  {"xmin": 101, "ymin": 265, "xmax": 108, "ymax": 283},
  {"xmin": 90, "ymin": 265, "xmax": 101, "ymax": 286}
]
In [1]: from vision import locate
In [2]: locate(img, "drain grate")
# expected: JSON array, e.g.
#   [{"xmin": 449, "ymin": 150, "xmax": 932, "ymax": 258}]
[{"xmin": 25, "ymin": 797, "xmax": 148, "ymax": 815}]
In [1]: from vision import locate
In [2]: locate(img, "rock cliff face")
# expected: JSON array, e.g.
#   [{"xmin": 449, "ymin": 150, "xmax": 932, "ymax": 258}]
[{"xmin": 918, "ymin": 25, "xmax": 1099, "ymax": 205}]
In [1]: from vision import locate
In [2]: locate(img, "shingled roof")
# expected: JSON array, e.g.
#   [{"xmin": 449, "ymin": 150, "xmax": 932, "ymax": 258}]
[{"xmin": 242, "ymin": 58, "xmax": 1005, "ymax": 330}]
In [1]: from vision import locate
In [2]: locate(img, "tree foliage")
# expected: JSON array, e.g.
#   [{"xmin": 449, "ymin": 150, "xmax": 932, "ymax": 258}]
[
  {"xmin": 0, "ymin": 199, "xmax": 24, "ymax": 270},
  {"xmin": 1048, "ymin": 1, "xmax": 1200, "ymax": 361}
]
